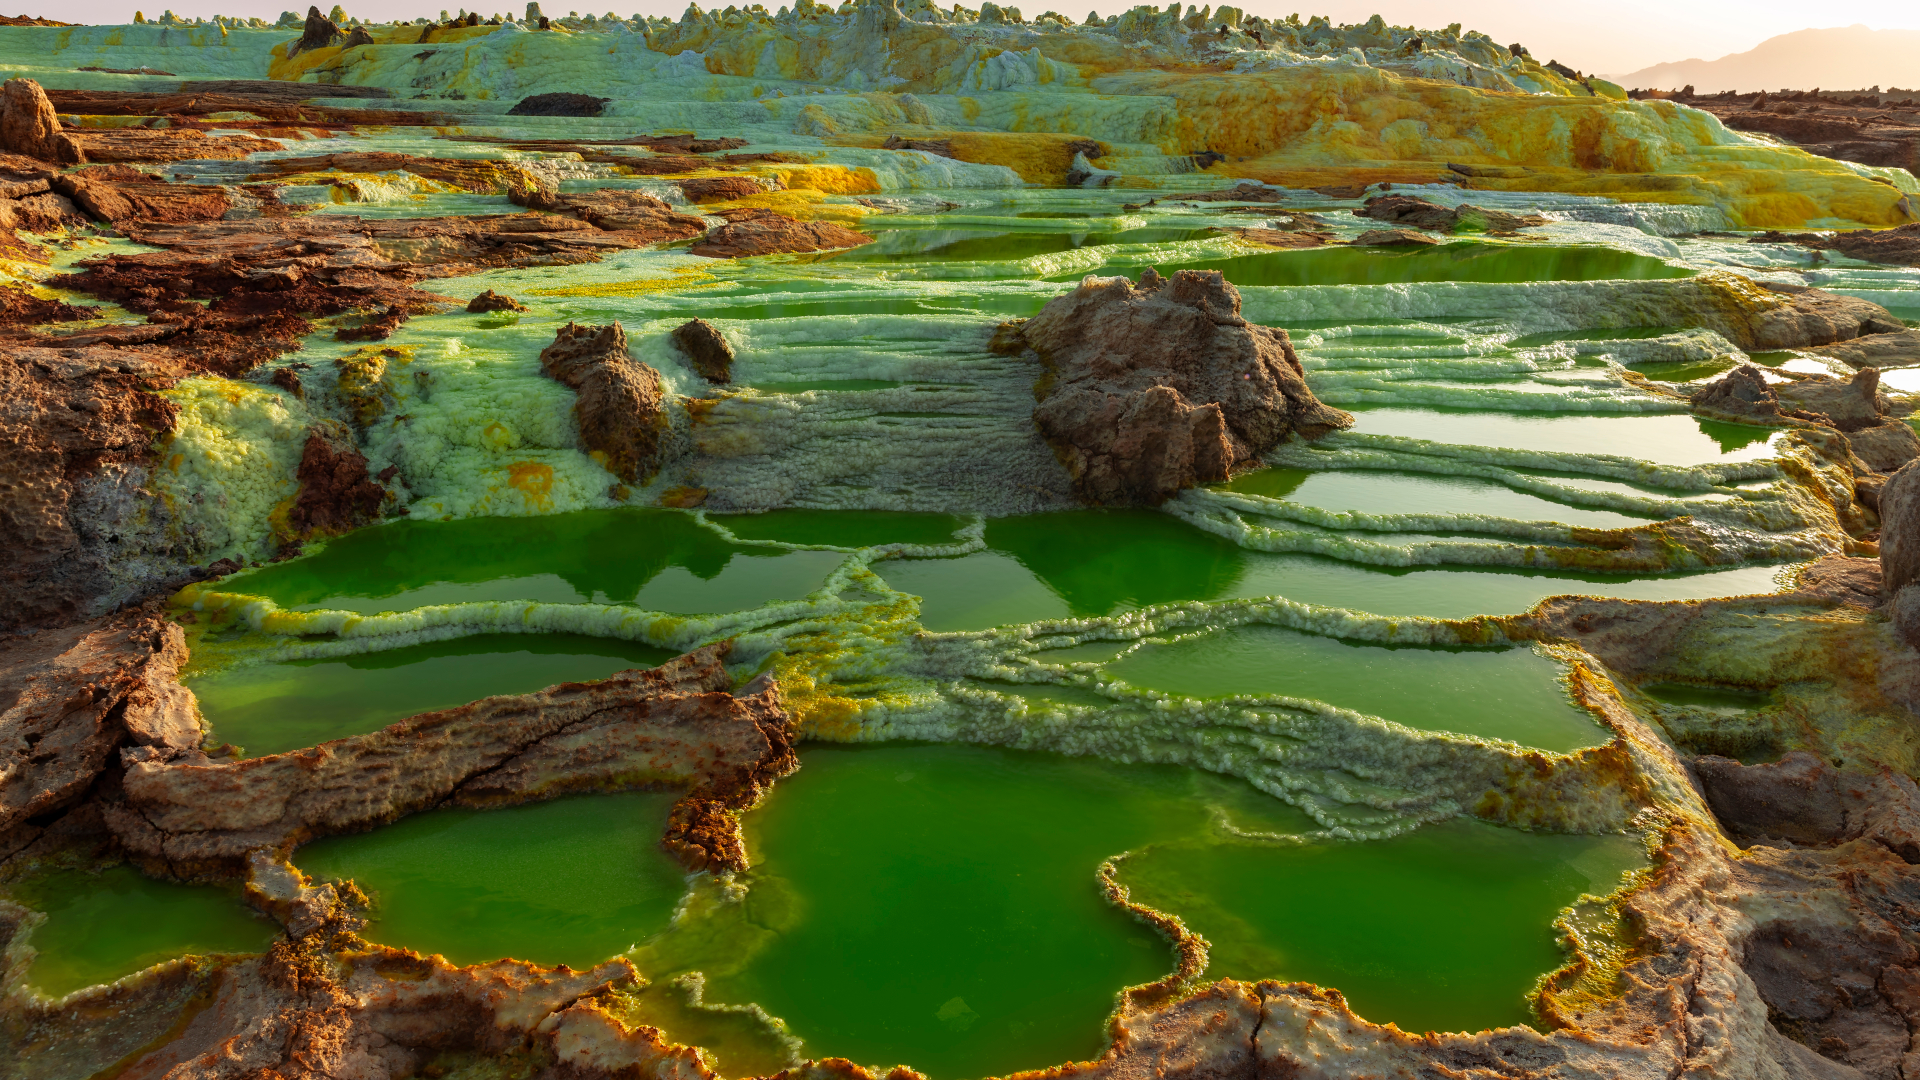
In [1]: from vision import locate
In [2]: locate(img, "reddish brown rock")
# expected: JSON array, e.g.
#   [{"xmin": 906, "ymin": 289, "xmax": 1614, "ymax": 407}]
[
  {"xmin": 66, "ymin": 127, "xmax": 284, "ymax": 166},
  {"xmin": 689, "ymin": 209, "xmax": 873, "ymax": 258},
  {"xmin": 1881, "ymin": 460, "xmax": 1920, "ymax": 596},
  {"xmin": 1745, "ymin": 281, "xmax": 1905, "ymax": 350},
  {"xmin": 671, "ymin": 317, "xmax": 733, "ymax": 383},
  {"xmin": 0, "ymin": 77, "xmax": 82, "ymax": 164},
  {"xmin": 49, "ymin": 164, "xmax": 233, "ymax": 225},
  {"xmin": 678, "ymin": 175, "xmax": 764, "ymax": 203},
  {"xmin": 0, "ymin": 346, "xmax": 182, "ymax": 632},
  {"xmin": 1007, "ymin": 268, "xmax": 1352, "ymax": 506},
  {"xmin": 0, "ymin": 610, "xmax": 200, "ymax": 861},
  {"xmin": 1690, "ymin": 363, "xmax": 1786, "ymax": 425},
  {"xmin": 466, "ymin": 288, "xmax": 527, "ymax": 313},
  {"xmin": 104, "ymin": 642, "xmax": 794, "ymax": 878},
  {"xmin": 1165, "ymin": 181, "xmax": 1287, "ymax": 203},
  {"xmin": 284, "ymin": 431, "xmax": 386, "ymax": 540},
  {"xmin": 1776, "ymin": 366, "xmax": 1895, "ymax": 431},
  {"xmin": 513, "ymin": 186, "xmax": 710, "ymax": 242},
  {"xmin": 0, "ymin": 284, "xmax": 97, "ymax": 326},
  {"xmin": 252, "ymin": 150, "xmax": 538, "ymax": 194},
  {"xmin": 1353, "ymin": 193, "xmax": 1546, "ymax": 233},
  {"xmin": 507, "ymin": 91, "xmax": 610, "ymax": 117},
  {"xmin": 1225, "ymin": 226, "xmax": 1333, "ymax": 248},
  {"xmin": 1807, "ymin": 328, "xmax": 1920, "ymax": 370},
  {"xmin": 539, "ymin": 321, "xmax": 673, "ymax": 486}
]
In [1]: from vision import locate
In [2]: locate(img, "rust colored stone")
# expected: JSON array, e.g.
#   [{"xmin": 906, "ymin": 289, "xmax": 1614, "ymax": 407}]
[
  {"xmin": 1881, "ymin": 460, "xmax": 1920, "ymax": 597},
  {"xmin": 671, "ymin": 318, "xmax": 734, "ymax": 383},
  {"xmin": 288, "ymin": 4, "xmax": 343, "ymax": 56},
  {"xmin": 0, "ymin": 77, "xmax": 82, "ymax": 164},
  {"xmin": 66, "ymin": 127, "xmax": 284, "ymax": 165},
  {"xmin": 104, "ymin": 643, "xmax": 795, "ymax": 879},
  {"xmin": 1009, "ymin": 268, "xmax": 1352, "ymax": 506},
  {"xmin": 465, "ymin": 288, "xmax": 527, "ymax": 313},
  {"xmin": 1352, "ymin": 227, "xmax": 1439, "ymax": 246},
  {"xmin": 285, "ymin": 431, "xmax": 386, "ymax": 540},
  {"xmin": 1225, "ymin": 226, "xmax": 1333, "ymax": 248},
  {"xmin": 689, "ymin": 209, "xmax": 873, "ymax": 258},
  {"xmin": 1354, "ymin": 193, "xmax": 1547, "ymax": 233},
  {"xmin": 0, "ymin": 284, "xmax": 98, "ymax": 326},
  {"xmin": 538, "ymin": 321, "xmax": 673, "ymax": 485},
  {"xmin": 507, "ymin": 91, "xmax": 610, "ymax": 117},
  {"xmin": 49, "ymin": 165, "xmax": 234, "ymax": 225}
]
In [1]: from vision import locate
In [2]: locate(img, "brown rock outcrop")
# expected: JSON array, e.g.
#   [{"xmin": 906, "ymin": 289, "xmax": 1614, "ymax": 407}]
[
  {"xmin": 284, "ymin": 431, "xmax": 387, "ymax": 540},
  {"xmin": 1165, "ymin": 181, "xmax": 1287, "ymax": 203},
  {"xmin": 0, "ymin": 77, "xmax": 82, "ymax": 164},
  {"xmin": 671, "ymin": 318, "xmax": 733, "ymax": 383},
  {"xmin": 466, "ymin": 288, "xmax": 527, "ymax": 313},
  {"xmin": 254, "ymin": 150, "xmax": 540, "ymax": 194},
  {"xmin": 1691, "ymin": 364, "xmax": 1920, "ymax": 479},
  {"xmin": 105, "ymin": 642, "xmax": 795, "ymax": 878},
  {"xmin": 48, "ymin": 164, "xmax": 229, "ymax": 224},
  {"xmin": 0, "ymin": 610, "xmax": 200, "ymax": 862},
  {"xmin": 689, "ymin": 208, "xmax": 873, "ymax": 258},
  {"xmin": 508, "ymin": 91, "xmax": 611, "ymax": 117},
  {"xmin": 1225, "ymin": 226, "xmax": 1333, "ymax": 248},
  {"xmin": 1353, "ymin": 193, "xmax": 1547, "ymax": 233},
  {"xmin": 0, "ymin": 284, "xmax": 97, "ymax": 326},
  {"xmin": 1776, "ymin": 366, "xmax": 1895, "ymax": 431},
  {"xmin": 1689, "ymin": 362, "xmax": 1783, "ymax": 425},
  {"xmin": 539, "ymin": 321, "xmax": 673, "ymax": 486},
  {"xmin": 513, "ymin": 186, "xmax": 710, "ymax": 241},
  {"xmin": 1692, "ymin": 751, "xmax": 1920, "ymax": 858},
  {"xmin": 1744, "ymin": 281, "xmax": 1906, "ymax": 350},
  {"xmin": 0, "ymin": 346, "xmax": 183, "ymax": 632},
  {"xmin": 1008, "ymin": 268, "xmax": 1352, "ymax": 506},
  {"xmin": 678, "ymin": 175, "xmax": 764, "ymax": 203},
  {"xmin": 66, "ymin": 126, "xmax": 284, "ymax": 165},
  {"xmin": 1881, "ymin": 460, "xmax": 1920, "ymax": 597}
]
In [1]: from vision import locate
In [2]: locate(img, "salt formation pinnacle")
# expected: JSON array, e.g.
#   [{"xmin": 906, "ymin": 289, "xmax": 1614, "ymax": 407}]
[{"xmin": 1005, "ymin": 269, "xmax": 1352, "ymax": 506}]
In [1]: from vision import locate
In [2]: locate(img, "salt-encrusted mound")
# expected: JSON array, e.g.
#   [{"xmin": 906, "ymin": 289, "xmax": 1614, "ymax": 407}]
[
  {"xmin": 1009, "ymin": 268, "xmax": 1351, "ymax": 506},
  {"xmin": 538, "ymin": 321, "xmax": 672, "ymax": 487}
]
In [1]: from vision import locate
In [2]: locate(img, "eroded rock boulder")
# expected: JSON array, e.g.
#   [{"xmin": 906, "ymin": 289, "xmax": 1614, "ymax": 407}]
[
  {"xmin": 538, "ymin": 321, "xmax": 672, "ymax": 486},
  {"xmin": 0, "ymin": 78, "xmax": 82, "ymax": 164},
  {"xmin": 284, "ymin": 431, "xmax": 387, "ymax": 540},
  {"xmin": 671, "ymin": 318, "xmax": 733, "ymax": 383},
  {"xmin": 1008, "ymin": 268, "xmax": 1352, "ymax": 506},
  {"xmin": 679, "ymin": 176, "xmax": 764, "ymax": 203},
  {"xmin": 287, "ymin": 5, "xmax": 343, "ymax": 56},
  {"xmin": 508, "ymin": 91, "xmax": 611, "ymax": 117},
  {"xmin": 105, "ymin": 642, "xmax": 795, "ymax": 878},
  {"xmin": 1806, "ymin": 328, "xmax": 1920, "ymax": 370},
  {"xmin": 1689, "ymin": 362, "xmax": 1781, "ymax": 425},
  {"xmin": 1746, "ymin": 281, "xmax": 1905, "ymax": 350},
  {"xmin": 1776, "ymin": 366, "xmax": 1894, "ymax": 432},
  {"xmin": 1352, "ymin": 227, "xmax": 1438, "ymax": 246}
]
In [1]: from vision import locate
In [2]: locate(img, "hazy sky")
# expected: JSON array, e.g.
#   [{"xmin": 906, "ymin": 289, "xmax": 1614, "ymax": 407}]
[{"xmin": 42, "ymin": 0, "xmax": 1920, "ymax": 76}]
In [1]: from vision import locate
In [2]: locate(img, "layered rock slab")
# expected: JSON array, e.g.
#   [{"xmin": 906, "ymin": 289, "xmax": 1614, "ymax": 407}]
[
  {"xmin": 1004, "ymin": 268, "xmax": 1352, "ymax": 505},
  {"xmin": 105, "ymin": 642, "xmax": 796, "ymax": 877}
]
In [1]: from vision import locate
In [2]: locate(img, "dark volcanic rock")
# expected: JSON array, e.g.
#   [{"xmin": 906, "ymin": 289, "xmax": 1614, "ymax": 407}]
[
  {"xmin": 1009, "ymin": 268, "xmax": 1352, "ymax": 506},
  {"xmin": 671, "ymin": 318, "xmax": 733, "ymax": 383},
  {"xmin": 508, "ymin": 92, "xmax": 611, "ymax": 117},
  {"xmin": 538, "ymin": 321, "xmax": 671, "ymax": 485},
  {"xmin": 678, "ymin": 176, "xmax": 764, "ymax": 203},
  {"xmin": 288, "ymin": 5, "xmax": 343, "ymax": 56},
  {"xmin": 1689, "ymin": 363, "xmax": 1783, "ymax": 425}
]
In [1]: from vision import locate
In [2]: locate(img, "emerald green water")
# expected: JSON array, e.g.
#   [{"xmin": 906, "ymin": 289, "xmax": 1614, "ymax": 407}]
[
  {"xmin": 217, "ymin": 508, "xmax": 845, "ymax": 615},
  {"xmin": 1102, "ymin": 626, "xmax": 1608, "ymax": 752},
  {"xmin": 1124, "ymin": 243, "xmax": 1691, "ymax": 287},
  {"xmin": 296, "ymin": 792, "xmax": 687, "ymax": 969},
  {"xmin": 190, "ymin": 632, "xmax": 673, "ymax": 756},
  {"xmin": 873, "ymin": 510, "xmax": 1785, "ymax": 629},
  {"xmin": 1224, "ymin": 468, "xmax": 1656, "ymax": 529},
  {"xmin": 6, "ymin": 865, "xmax": 275, "ymax": 996},
  {"xmin": 713, "ymin": 510, "xmax": 967, "ymax": 548},
  {"xmin": 1117, "ymin": 818, "xmax": 1646, "ymax": 1034}
]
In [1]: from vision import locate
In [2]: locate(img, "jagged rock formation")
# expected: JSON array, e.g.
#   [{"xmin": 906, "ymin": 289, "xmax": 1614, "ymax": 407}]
[
  {"xmin": 105, "ymin": 642, "xmax": 794, "ymax": 878},
  {"xmin": 1006, "ymin": 268, "xmax": 1352, "ymax": 506},
  {"xmin": 671, "ymin": 318, "xmax": 734, "ymax": 383},
  {"xmin": 1882, "ymin": 461, "xmax": 1920, "ymax": 649},
  {"xmin": 689, "ymin": 209, "xmax": 874, "ymax": 258},
  {"xmin": 332, "ymin": 303, "xmax": 408, "ymax": 342},
  {"xmin": 51, "ymin": 163, "xmax": 233, "ymax": 223},
  {"xmin": 508, "ymin": 182, "xmax": 711, "ymax": 242},
  {"xmin": 538, "ymin": 321, "xmax": 674, "ymax": 487},
  {"xmin": 1690, "ymin": 365, "xmax": 1920, "ymax": 488},
  {"xmin": 287, "ymin": 4, "xmax": 343, "ymax": 56},
  {"xmin": 284, "ymin": 431, "xmax": 387, "ymax": 540},
  {"xmin": 1756, "ymin": 223, "xmax": 1920, "ymax": 268},
  {"xmin": 0, "ymin": 77, "xmax": 82, "ymax": 164},
  {"xmin": 679, "ymin": 176, "xmax": 765, "ymax": 203},
  {"xmin": 1353, "ymin": 193, "xmax": 1547, "ymax": 233}
]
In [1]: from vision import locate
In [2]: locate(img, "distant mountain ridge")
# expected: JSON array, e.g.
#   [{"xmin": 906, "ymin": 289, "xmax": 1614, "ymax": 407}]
[{"xmin": 1608, "ymin": 25, "xmax": 1920, "ymax": 94}]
